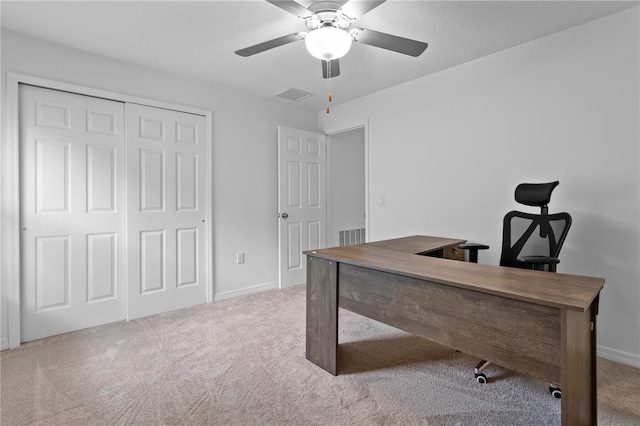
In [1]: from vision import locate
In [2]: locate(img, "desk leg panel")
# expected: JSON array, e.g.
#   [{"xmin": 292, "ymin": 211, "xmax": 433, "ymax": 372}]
[
  {"xmin": 306, "ymin": 257, "xmax": 338, "ymax": 375},
  {"xmin": 338, "ymin": 264, "xmax": 561, "ymax": 384},
  {"xmin": 561, "ymin": 305, "xmax": 597, "ymax": 425}
]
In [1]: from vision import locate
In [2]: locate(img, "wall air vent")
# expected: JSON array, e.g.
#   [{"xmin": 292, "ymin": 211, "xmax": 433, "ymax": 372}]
[
  {"xmin": 277, "ymin": 88, "xmax": 313, "ymax": 102},
  {"xmin": 339, "ymin": 228, "xmax": 366, "ymax": 246}
]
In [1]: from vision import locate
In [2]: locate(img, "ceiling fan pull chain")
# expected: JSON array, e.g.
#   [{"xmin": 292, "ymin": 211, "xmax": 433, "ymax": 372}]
[{"xmin": 326, "ymin": 60, "xmax": 332, "ymax": 114}]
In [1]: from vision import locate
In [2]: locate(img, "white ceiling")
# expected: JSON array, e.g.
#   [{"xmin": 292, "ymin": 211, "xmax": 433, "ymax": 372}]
[{"xmin": 2, "ymin": 1, "xmax": 637, "ymax": 110}]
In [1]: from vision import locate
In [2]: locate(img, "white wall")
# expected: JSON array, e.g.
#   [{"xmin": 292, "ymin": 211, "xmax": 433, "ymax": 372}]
[
  {"xmin": 320, "ymin": 7, "xmax": 640, "ymax": 367},
  {"xmin": 328, "ymin": 128, "xmax": 365, "ymax": 247},
  {"xmin": 0, "ymin": 31, "xmax": 319, "ymax": 347}
]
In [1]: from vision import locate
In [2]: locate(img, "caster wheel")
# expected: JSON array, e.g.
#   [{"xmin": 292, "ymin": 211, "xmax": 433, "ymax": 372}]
[
  {"xmin": 549, "ymin": 386, "xmax": 562, "ymax": 399},
  {"xmin": 475, "ymin": 373, "xmax": 487, "ymax": 384}
]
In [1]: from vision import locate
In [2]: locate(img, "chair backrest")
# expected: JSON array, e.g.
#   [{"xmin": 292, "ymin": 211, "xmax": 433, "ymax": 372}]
[
  {"xmin": 499, "ymin": 181, "xmax": 571, "ymax": 271},
  {"xmin": 499, "ymin": 211, "xmax": 572, "ymax": 270}
]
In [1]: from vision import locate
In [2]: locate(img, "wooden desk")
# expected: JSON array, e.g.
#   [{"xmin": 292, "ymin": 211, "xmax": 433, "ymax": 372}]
[{"xmin": 304, "ymin": 235, "xmax": 604, "ymax": 425}]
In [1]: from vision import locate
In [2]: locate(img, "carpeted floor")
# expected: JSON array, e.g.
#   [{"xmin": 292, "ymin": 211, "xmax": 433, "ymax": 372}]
[{"xmin": 2, "ymin": 284, "xmax": 639, "ymax": 425}]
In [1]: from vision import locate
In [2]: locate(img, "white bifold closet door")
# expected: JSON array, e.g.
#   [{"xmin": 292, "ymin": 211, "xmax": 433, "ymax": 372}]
[
  {"xmin": 126, "ymin": 103, "xmax": 207, "ymax": 320},
  {"xmin": 20, "ymin": 85, "xmax": 127, "ymax": 342},
  {"xmin": 20, "ymin": 86, "xmax": 208, "ymax": 342}
]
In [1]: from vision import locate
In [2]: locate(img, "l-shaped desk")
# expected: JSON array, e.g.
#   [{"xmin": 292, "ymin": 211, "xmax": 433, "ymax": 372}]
[{"xmin": 304, "ymin": 236, "xmax": 604, "ymax": 425}]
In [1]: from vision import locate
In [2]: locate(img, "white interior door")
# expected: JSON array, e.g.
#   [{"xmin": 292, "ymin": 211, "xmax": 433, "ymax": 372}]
[
  {"xmin": 20, "ymin": 85, "xmax": 126, "ymax": 342},
  {"xmin": 126, "ymin": 103, "xmax": 208, "ymax": 319},
  {"xmin": 277, "ymin": 126, "xmax": 327, "ymax": 288}
]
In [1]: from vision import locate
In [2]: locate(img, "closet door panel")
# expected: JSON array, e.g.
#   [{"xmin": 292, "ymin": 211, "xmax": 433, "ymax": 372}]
[
  {"xmin": 20, "ymin": 85, "xmax": 126, "ymax": 342},
  {"xmin": 126, "ymin": 103, "xmax": 207, "ymax": 319}
]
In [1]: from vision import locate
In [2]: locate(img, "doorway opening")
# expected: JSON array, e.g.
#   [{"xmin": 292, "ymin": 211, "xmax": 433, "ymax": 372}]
[{"xmin": 327, "ymin": 125, "xmax": 368, "ymax": 247}]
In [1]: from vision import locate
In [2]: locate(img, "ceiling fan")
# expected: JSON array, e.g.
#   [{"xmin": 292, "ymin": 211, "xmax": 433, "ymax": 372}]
[{"xmin": 235, "ymin": 0, "xmax": 428, "ymax": 79}]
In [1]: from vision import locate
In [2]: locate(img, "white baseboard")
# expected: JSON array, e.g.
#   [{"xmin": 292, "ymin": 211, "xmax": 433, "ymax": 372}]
[
  {"xmin": 1, "ymin": 337, "xmax": 9, "ymax": 351},
  {"xmin": 213, "ymin": 281, "xmax": 279, "ymax": 302},
  {"xmin": 280, "ymin": 280, "xmax": 305, "ymax": 289},
  {"xmin": 598, "ymin": 344, "xmax": 640, "ymax": 368}
]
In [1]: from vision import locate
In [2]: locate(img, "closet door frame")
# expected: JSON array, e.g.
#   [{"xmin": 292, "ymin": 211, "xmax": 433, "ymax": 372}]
[{"xmin": 3, "ymin": 72, "xmax": 214, "ymax": 349}]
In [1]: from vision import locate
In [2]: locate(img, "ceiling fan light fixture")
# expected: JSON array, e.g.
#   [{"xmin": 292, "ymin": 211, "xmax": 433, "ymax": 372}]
[{"xmin": 305, "ymin": 26, "xmax": 352, "ymax": 61}]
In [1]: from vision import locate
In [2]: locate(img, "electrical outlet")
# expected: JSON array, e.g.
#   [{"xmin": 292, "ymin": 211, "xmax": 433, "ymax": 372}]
[{"xmin": 236, "ymin": 252, "xmax": 245, "ymax": 264}]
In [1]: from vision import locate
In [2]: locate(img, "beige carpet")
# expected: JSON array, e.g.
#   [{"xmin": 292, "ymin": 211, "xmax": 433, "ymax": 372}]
[{"xmin": 2, "ymin": 284, "xmax": 639, "ymax": 425}]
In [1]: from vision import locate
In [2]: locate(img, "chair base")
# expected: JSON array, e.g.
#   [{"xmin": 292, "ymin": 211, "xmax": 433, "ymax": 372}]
[
  {"xmin": 472, "ymin": 359, "xmax": 562, "ymax": 399},
  {"xmin": 474, "ymin": 360, "xmax": 491, "ymax": 384},
  {"xmin": 549, "ymin": 385, "xmax": 562, "ymax": 399}
]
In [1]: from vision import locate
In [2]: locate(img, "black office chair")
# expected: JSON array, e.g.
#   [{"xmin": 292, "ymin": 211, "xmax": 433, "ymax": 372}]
[{"xmin": 459, "ymin": 181, "xmax": 571, "ymax": 398}]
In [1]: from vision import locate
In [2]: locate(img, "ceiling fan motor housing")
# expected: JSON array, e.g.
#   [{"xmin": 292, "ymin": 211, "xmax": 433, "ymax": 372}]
[{"xmin": 305, "ymin": 10, "xmax": 352, "ymax": 31}]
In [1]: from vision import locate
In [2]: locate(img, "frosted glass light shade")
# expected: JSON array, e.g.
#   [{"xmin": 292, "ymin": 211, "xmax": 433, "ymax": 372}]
[{"xmin": 305, "ymin": 26, "xmax": 352, "ymax": 61}]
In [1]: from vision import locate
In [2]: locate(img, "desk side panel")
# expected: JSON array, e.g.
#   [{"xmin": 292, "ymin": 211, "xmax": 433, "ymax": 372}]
[
  {"xmin": 561, "ymin": 305, "xmax": 597, "ymax": 425},
  {"xmin": 306, "ymin": 256, "xmax": 338, "ymax": 375},
  {"xmin": 365, "ymin": 236, "xmax": 465, "ymax": 255},
  {"xmin": 339, "ymin": 264, "xmax": 562, "ymax": 384}
]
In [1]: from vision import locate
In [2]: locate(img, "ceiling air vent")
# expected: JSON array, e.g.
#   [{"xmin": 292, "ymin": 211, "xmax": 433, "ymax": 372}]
[{"xmin": 277, "ymin": 88, "xmax": 313, "ymax": 102}]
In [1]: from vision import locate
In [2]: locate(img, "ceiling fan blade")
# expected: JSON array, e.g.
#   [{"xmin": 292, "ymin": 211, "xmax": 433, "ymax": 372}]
[
  {"xmin": 352, "ymin": 28, "xmax": 428, "ymax": 57},
  {"xmin": 266, "ymin": 0, "xmax": 313, "ymax": 18},
  {"xmin": 235, "ymin": 33, "xmax": 305, "ymax": 57},
  {"xmin": 339, "ymin": 1, "xmax": 386, "ymax": 20},
  {"xmin": 321, "ymin": 59, "xmax": 340, "ymax": 79}
]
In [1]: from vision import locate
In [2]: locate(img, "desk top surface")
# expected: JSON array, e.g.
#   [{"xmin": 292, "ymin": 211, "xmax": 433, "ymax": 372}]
[{"xmin": 304, "ymin": 235, "xmax": 604, "ymax": 312}]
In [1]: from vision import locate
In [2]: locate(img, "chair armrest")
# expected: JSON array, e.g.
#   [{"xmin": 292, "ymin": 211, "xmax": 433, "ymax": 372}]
[
  {"xmin": 458, "ymin": 243, "xmax": 490, "ymax": 263},
  {"xmin": 517, "ymin": 256, "xmax": 560, "ymax": 272},
  {"xmin": 458, "ymin": 243, "xmax": 490, "ymax": 251},
  {"xmin": 517, "ymin": 255, "xmax": 560, "ymax": 265}
]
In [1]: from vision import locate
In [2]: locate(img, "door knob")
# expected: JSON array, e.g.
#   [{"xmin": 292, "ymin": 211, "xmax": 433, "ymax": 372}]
[{"xmin": 281, "ymin": 213, "xmax": 288, "ymax": 219}]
